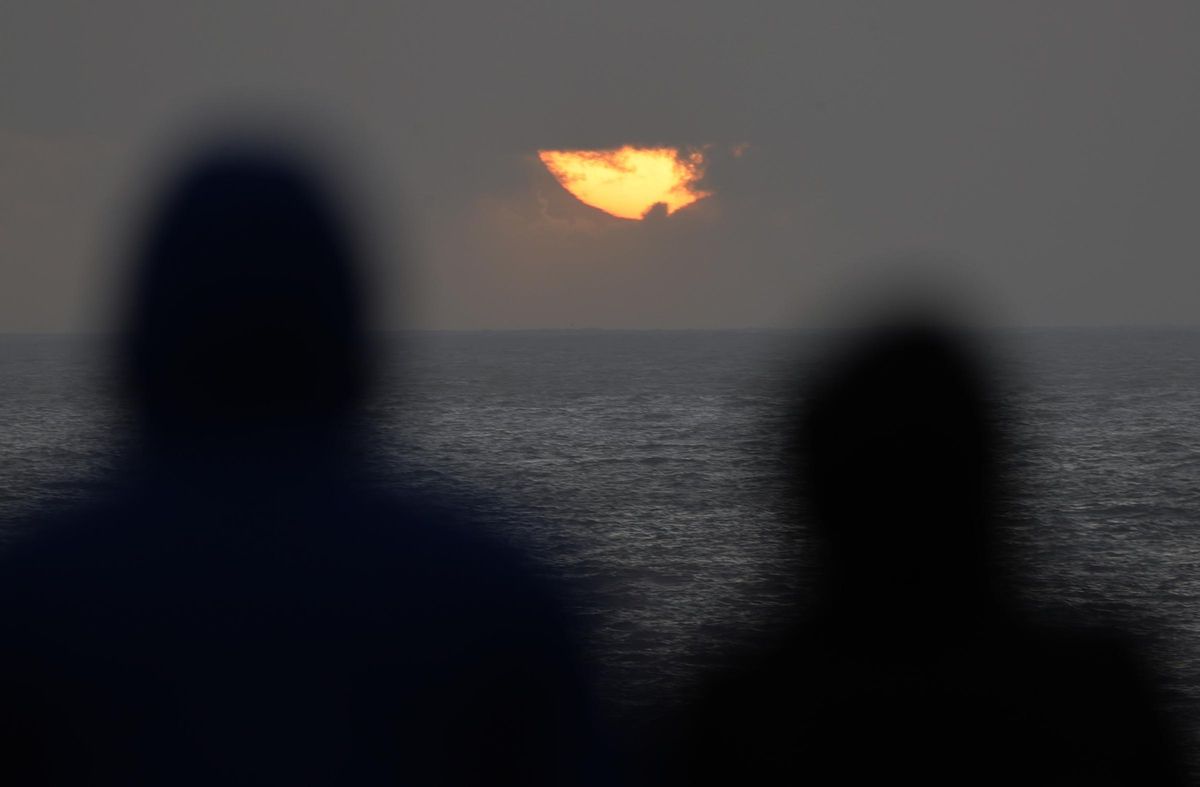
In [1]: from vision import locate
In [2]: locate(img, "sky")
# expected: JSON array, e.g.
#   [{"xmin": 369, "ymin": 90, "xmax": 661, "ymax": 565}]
[{"xmin": 2, "ymin": 0, "xmax": 1198, "ymax": 331}]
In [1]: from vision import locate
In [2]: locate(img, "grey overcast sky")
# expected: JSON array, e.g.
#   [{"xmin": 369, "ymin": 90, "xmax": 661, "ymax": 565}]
[{"xmin": 2, "ymin": 1, "xmax": 1198, "ymax": 330}]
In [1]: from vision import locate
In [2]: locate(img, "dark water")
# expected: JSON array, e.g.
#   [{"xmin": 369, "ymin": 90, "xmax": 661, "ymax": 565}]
[{"xmin": 3, "ymin": 330, "xmax": 1200, "ymax": 734}]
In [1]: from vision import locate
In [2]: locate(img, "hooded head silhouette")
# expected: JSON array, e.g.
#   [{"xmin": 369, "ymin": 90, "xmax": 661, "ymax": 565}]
[
  {"xmin": 672, "ymin": 320, "xmax": 1184, "ymax": 786},
  {"xmin": 121, "ymin": 143, "xmax": 368, "ymax": 453},
  {"xmin": 796, "ymin": 320, "xmax": 1002, "ymax": 612},
  {"xmin": 0, "ymin": 138, "xmax": 608, "ymax": 787}
]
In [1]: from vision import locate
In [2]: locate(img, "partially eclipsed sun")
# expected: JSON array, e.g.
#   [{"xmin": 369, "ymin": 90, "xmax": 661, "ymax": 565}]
[{"xmin": 538, "ymin": 146, "xmax": 711, "ymax": 220}]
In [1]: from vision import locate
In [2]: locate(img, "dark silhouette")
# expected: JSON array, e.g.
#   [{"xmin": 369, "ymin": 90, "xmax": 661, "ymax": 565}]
[
  {"xmin": 0, "ymin": 142, "xmax": 600, "ymax": 785},
  {"xmin": 666, "ymin": 319, "xmax": 1184, "ymax": 785}
]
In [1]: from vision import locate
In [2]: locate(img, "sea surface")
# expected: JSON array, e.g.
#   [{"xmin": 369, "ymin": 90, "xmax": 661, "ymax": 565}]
[{"xmin": 3, "ymin": 329, "xmax": 1200, "ymax": 738}]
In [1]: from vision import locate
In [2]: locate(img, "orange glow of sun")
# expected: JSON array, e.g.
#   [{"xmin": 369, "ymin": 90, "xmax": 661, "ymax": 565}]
[{"xmin": 538, "ymin": 146, "xmax": 711, "ymax": 220}]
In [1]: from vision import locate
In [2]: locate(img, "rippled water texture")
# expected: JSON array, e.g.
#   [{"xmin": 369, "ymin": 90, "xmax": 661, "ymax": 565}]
[{"xmin": 3, "ymin": 330, "xmax": 1200, "ymax": 733}]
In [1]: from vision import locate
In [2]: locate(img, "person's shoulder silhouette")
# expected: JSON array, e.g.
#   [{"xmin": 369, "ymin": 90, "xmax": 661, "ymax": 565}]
[
  {"xmin": 668, "ymin": 316, "xmax": 1183, "ymax": 786},
  {"xmin": 0, "ymin": 141, "xmax": 599, "ymax": 785}
]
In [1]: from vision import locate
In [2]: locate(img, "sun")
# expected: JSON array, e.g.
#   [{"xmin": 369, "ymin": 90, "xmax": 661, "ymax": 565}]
[{"xmin": 538, "ymin": 146, "xmax": 711, "ymax": 220}]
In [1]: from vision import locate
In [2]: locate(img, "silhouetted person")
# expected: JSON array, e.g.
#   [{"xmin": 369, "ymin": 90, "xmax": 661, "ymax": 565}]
[
  {"xmin": 0, "ymin": 142, "xmax": 599, "ymax": 785},
  {"xmin": 667, "ymin": 319, "xmax": 1183, "ymax": 785}
]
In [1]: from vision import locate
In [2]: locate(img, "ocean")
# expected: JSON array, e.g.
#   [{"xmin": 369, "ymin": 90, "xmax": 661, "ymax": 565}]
[{"xmin": 3, "ymin": 329, "xmax": 1200, "ymax": 739}]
